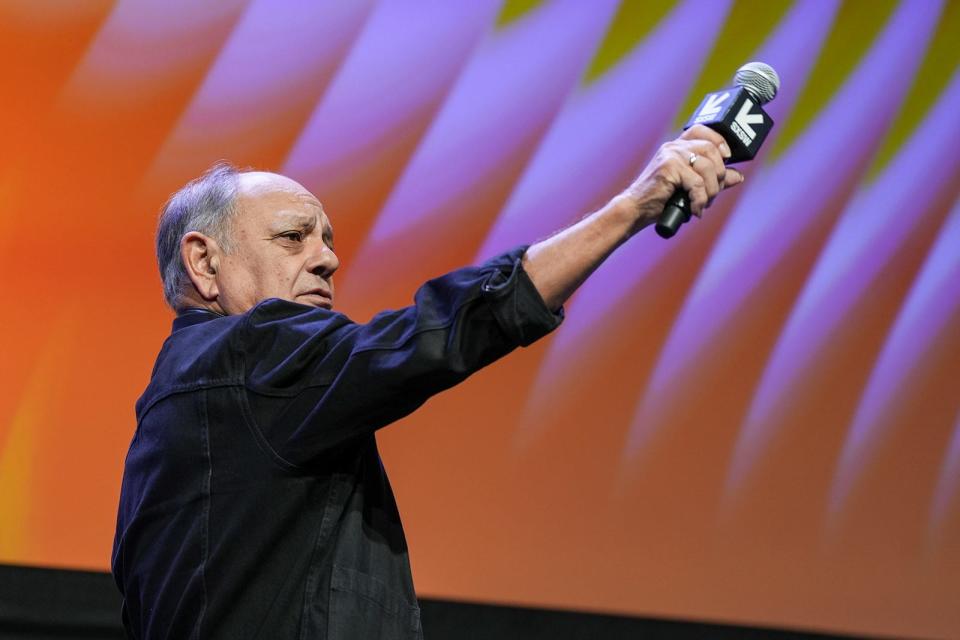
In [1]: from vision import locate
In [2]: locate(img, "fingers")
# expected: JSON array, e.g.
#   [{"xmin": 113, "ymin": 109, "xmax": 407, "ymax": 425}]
[
  {"xmin": 673, "ymin": 143, "xmax": 718, "ymax": 217},
  {"xmin": 690, "ymin": 140, "xmax": 723, "ymax": 191},
  {"xmin": 677, "ymin": 162, "xmax": 709, "ymax": 215},
  {"xmin": 681, "ymin": 124, "xmax": 731, "ymax": 159},
  {"xmin": 724, "ymin": 167, "xmax": 745, "ymax": 189},
  {"xmin": 674, "ymin": 131, "xmax": 746, "ymax": 217},
  {"xmin": 624, "ymin": 129, "xmax": 746, "ymax": 228}
]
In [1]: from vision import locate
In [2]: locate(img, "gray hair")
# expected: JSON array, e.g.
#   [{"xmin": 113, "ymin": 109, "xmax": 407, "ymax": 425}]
[{"xmin": 156, "ymin": 162, "xmax": 243, "ymax": 309}]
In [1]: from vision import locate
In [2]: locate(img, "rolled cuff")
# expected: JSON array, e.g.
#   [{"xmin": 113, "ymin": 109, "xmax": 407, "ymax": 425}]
[{"xmin": 481, "ymin": 246, "xmax": 564, "ymax": 347}]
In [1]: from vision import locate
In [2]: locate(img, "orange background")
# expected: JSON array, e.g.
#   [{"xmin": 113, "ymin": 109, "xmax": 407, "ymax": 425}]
[{"xmin": 0, "ymin": 1, "xmax": 958, "ymax": 638}]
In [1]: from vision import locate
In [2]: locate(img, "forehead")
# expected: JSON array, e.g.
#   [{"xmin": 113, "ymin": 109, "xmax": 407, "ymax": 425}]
[{"xmin": 235, "ymin": 172, "xmax": 328, "ymax": 227}]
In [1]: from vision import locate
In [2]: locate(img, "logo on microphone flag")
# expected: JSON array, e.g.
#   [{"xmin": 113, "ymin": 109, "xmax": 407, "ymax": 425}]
[
  {"xmin": 684, "ymin": 87, "xmax": 774, "ymax": 163},
  {"xmin": 732, "ymin": 98, "xmax": 765, "ymax": 143},
  {"xmin": 695, "ymin": 91, "xmax": 730, "ymax": 121}
]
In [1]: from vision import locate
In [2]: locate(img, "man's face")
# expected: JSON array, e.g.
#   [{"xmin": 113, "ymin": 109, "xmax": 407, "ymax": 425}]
[{"xmin": 213, "ymin": 172, "xmax": 339, "ymax": 315}]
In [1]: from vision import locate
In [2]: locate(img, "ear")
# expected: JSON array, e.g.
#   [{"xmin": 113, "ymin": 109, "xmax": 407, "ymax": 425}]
[{"xmin": 180, "ymin": 231, "xmax": 222, "ymax": 301}]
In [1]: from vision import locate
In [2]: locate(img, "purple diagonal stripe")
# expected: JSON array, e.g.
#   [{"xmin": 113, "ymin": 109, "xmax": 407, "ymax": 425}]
[
  {"xmin": 60, "ymin": 0, "xmax": 250, "ymax": 110},
  {"xmin": 475, "ymin": 0, "xmax": 732, "ymax": 262},
  {"xmin": 146, "ymin": 0, "xmax": 373, "ymax": 177},
  {"xmin": 727, "ymin": 67, "xmax": 960, "ymax": 494},
  {"xmin": 283, "ymin": 1, "xmax": 500, "ymax": 184},
  {"xmin": 520, "ymin": 0, "xmax": 838, "ymax": 430},
  {"xmin": 552, "ymin": 0, "xmax": 837, "ymax": 363},
  {"xmin": 625, "ymin": 0, "xmax": 943, "ymax": 457},
  {"xmin": 355, "ymin": 0, "xmax": 619, "ymax": 247},
  {"xmin": 928, "ymin": 410, "xmax": 960, "ymax": 546},
  {"xmin": 828, "ymin": 197, "xmax": 960, "ymax": 519}
]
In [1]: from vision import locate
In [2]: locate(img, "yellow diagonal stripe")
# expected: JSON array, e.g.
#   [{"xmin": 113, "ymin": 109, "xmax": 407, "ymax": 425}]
[
  {"xmin": 868, "ymin": 0, "xmax": 960, "ymax": 177},
  {"xmin": 672, "ymin": 0, "xmax": 792, "ymax": 130},
  {"xmin": 496, "ymin": 0, "xmax": 544, "ymax": 28},
  {"xmin": 771, "ymin": 0, "xmax": 899, "ymax": 157},
  {"xmin": 582, "ymin": 0, "xmax": 675, "ymax": 84}
]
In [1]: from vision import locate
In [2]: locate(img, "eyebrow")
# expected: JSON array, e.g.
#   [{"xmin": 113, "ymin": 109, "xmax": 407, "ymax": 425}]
[{"xmin": 269, "ymin": 213, "xmax": 334, "ymax": 247}]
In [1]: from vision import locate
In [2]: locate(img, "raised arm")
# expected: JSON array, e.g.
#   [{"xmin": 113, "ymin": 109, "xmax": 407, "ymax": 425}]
[{"xmin": 522, "ymin": 125, "xmax": 743, "ymax": 311}]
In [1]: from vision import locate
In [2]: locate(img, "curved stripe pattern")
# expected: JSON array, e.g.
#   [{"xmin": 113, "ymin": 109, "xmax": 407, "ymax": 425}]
[
  {"xmin": 729, "ymin": 66, "xmax": 960, "ymax": 496},
  {"xmin": 625, "ymin": 0, "xmax": 943, "ymax": 458},
  {"xmin": 1, "ymin": 2, "xmax": 959, "ymax": 635},
  {"xmin": 829, "ymin": 195, "xmax": 960, "ymax": 522},
  {"xmin": 525, "ymin": 0, "xmax": 837, "ymax": 430}
]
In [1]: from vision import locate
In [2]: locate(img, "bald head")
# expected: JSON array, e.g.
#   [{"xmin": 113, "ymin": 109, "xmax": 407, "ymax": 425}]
[
  {"xmin": 237, "ymin": 170, "xmax": 308, "ymax": 196},
  {"xmin": 157, "ymin": 163, "xmax": 339, "ymax": 314}
]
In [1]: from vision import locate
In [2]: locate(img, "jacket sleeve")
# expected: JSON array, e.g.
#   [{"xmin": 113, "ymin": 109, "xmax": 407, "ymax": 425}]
[{"xmin": 239, "ymin": 246, "xmax": 563, "ymax": 467}]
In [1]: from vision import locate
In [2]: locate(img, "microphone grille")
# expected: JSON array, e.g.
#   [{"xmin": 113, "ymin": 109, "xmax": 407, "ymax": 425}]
[{"xmin": 734, "ymin": 62, "xmax": 780, "ymax": 104}]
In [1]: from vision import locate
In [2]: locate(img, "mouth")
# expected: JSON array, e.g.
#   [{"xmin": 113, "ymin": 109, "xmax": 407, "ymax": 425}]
[{"xmin": 299, "ymin": 289, "xmax": 333, "ymax": 309}]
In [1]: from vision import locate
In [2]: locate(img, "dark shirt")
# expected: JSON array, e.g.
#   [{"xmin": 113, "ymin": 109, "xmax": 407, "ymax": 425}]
[{"xmin": 111, "ymin": 247, "xmax": 562, "ymax": 639}]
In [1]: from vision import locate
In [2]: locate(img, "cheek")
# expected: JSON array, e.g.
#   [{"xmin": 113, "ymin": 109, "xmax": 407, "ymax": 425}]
[
  {"xmin": 225, "ymin": 248, "xmax": 301, "ymax": 303},
  {"xmin": 273, "ymin": 262, "xmax": 302, "ymax": 296},
  {"xmin": 223, "ymin": 253, "xmax": 270, "ymax": 300},
  {"xmin": 223, "ymin": 260, "xmax": 259, "ymax": 301}
]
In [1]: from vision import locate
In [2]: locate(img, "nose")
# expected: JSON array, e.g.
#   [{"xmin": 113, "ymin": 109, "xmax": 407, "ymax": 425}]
[{"xmin": 307, "ymin": 241, "xmax": 340, "ymax": 279}]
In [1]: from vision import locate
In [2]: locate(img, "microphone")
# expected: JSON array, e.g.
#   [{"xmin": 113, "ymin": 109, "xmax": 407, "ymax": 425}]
[{"xmin": 655, "ymin": 62, "xmax": 780, "ymax": 239}]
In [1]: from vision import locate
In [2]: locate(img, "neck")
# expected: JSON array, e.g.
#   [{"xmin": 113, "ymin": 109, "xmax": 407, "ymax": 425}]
[{"xmin": 177, "ymin": 289, "xmax": 226, "ymax": 315}]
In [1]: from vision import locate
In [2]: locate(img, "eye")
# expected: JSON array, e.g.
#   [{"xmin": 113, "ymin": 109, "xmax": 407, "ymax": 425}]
[{"xmin": 279, "ymin": 231, "xmax": 303, "ymax": 242}]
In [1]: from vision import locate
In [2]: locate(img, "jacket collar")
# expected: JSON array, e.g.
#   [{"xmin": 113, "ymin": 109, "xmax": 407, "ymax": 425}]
[{"xmin": 173, "ymin": 307, "xmax": 225, "ymax": 332}]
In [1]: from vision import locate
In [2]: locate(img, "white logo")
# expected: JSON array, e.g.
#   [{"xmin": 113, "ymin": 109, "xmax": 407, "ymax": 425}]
[
  {"xmin": 697, "ymin": 92, "xmax": 730, "ymax": 120},
  {"xmin": 733, "ymin": 98, "xmax": 764, "ymax": 141}
]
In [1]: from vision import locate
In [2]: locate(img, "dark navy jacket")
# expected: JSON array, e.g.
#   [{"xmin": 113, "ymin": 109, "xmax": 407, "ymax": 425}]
[{"xmin": 111, "ymin": 247, "xmax": 562, "ymax": 639}]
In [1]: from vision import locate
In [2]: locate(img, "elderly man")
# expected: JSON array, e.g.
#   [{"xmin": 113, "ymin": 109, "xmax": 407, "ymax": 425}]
[{"xmin": 111, "ymin": 126, "xmax": 740, "ymax": 639}]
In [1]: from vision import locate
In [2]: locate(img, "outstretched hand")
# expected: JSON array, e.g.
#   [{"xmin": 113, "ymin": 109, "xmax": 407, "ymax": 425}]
[
  {"xmin": 619, "ymin": 125, "xmax": 745, "ymax": 229},
  {"xmin": 523, "ymin": 126, "xmax": 746, "ymax": 311}
]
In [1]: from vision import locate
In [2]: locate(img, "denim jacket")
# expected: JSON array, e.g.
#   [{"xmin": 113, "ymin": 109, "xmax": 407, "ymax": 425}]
[{"xmin": 111, "ymin": 247, "xmax": 562, "ymax": 639}]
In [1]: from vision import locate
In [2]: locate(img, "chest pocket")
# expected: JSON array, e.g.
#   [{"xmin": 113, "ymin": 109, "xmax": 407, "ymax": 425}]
[{"xmin": 327, "ymin": 565, "xmax": 422, "ymax": 639}]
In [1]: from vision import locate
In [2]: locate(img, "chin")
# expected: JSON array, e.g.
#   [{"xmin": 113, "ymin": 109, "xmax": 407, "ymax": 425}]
[{"xmin": 297, "ymin": 294, "xmax": 333, "ymax": 310}]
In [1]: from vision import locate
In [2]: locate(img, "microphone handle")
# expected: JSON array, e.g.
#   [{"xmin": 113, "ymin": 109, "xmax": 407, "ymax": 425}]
[{"xmin": 655, "ymin": 188, "xmax": 691, "ymax": 239}]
